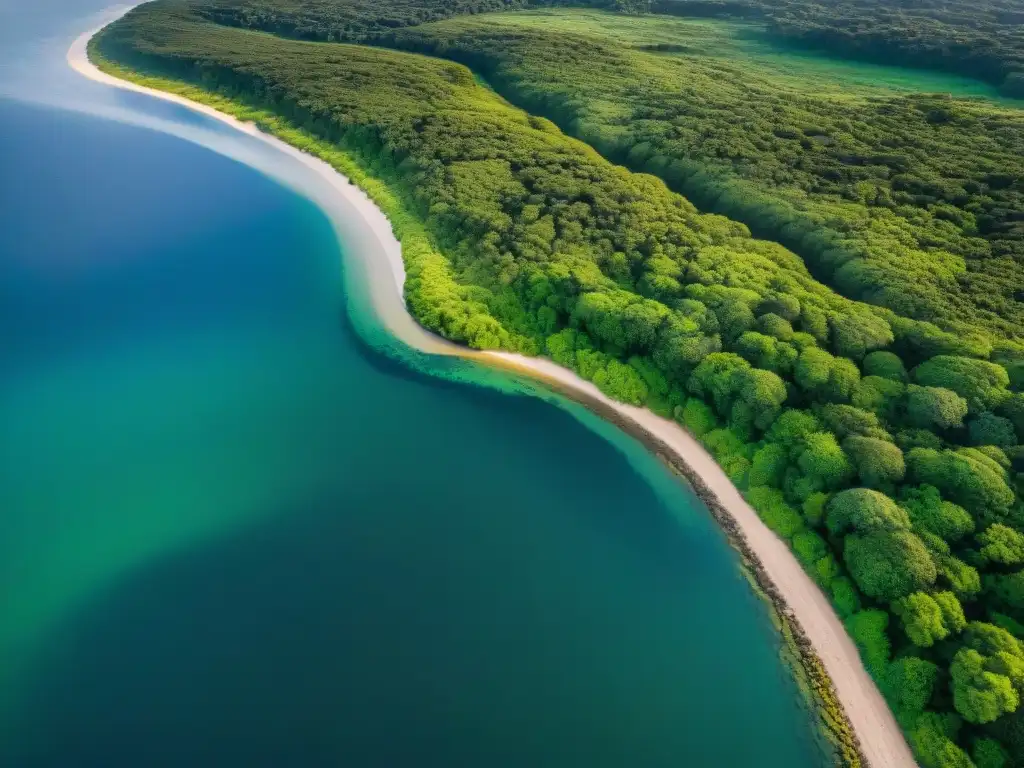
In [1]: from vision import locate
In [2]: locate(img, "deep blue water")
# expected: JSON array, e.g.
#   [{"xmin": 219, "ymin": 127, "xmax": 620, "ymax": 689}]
[{"xmin": 0, "ymin": 6, "xmax": 824, "ymax": 767}]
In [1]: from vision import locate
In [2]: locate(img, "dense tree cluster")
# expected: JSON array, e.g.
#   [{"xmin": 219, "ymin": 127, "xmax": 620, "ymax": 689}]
[
  {"xmin": 371, "ymin": 12, "xmax": 1024, "ymax": 343},
  {"xmin": 96, "ymin": 3, "xmax": 1024, "ymax": 765},
  {"xmin": 192, "ymin": 0, "xmax": 537, "ymax": 41},
  {"xmin": 194, "ymin": 0, "xmax": 1024, "ymax": 95},
  {"xmin": 652, "ymin": 0, "xmax": 1024, "ymax": 95},
  {"xmin": 181, "ymin": 1, "xmax": 1024, "ymax": 341}
]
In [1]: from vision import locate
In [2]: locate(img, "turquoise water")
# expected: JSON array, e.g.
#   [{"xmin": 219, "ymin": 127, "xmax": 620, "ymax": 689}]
[{"xmin": 1, "ymin": 6, "xmax": 824, "ymax": 767}]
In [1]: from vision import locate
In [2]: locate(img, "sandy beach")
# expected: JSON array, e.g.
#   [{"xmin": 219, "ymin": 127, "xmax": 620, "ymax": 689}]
[{"xmin": 69, "ymin": 13, "xmax": 916, "ymax": 767}]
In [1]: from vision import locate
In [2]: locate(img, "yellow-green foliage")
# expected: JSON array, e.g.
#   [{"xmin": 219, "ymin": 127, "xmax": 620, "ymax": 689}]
[{"xmin": 383, "ymin": 10, "xmax": 1024, "ymax": 342}]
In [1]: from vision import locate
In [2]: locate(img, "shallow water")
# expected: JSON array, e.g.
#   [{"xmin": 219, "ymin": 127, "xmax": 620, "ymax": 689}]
[{"xmin": 1, "ymin": 5, "xmax": 824, "ymax": 766}]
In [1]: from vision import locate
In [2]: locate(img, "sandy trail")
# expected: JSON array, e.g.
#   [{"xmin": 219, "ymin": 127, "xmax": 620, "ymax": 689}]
[{"xmin": 68, "ymin": 13, "xmax": 916, "ymax": 767}]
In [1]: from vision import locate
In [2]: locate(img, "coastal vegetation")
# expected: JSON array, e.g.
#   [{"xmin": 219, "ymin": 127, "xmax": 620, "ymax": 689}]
[
  {"xmin": 380, "ymin": 11, "xmax": 1024, "ymax": 342},
  {"xmin": 194, "ymin": 0, "xmax": 1024, "ymax": 96},
  {"xmin": 93, "ymin": 1, "xmax": 1024, "ymax": 765},
  {"xmin": 653, "ymin": 0, "xmax": 1024, "ymax": 98}
]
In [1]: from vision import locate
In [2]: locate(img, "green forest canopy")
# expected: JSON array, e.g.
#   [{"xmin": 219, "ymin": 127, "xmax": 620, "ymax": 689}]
[
  {"xmin": 94, "ymin": 1, "xmax": 1024, "ymax": 765},
  {"xmin": 652, "ymin": 0, "xmax": 1024, "ymax": 96},
  {"xmin": 192, "ymin": 0, "xmax": 1024, "ymax": 97},
  {"xmin": 380, "ymin": 10, "xmax": 1024, "ymax": 342},
  {"xmin": 191, "ymin": 1, "xmax": 1024, "ymax": 342}
]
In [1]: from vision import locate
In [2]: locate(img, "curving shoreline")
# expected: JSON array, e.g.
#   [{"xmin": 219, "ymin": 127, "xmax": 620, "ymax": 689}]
[{"xmin": 69, "ymin": 14, "xmax": 914, "ymax": 768}]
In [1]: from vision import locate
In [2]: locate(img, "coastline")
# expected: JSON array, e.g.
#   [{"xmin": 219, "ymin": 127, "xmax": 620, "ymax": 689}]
[{"xmin": 69, "ymin": 15, "xmax": 914, "ymax": 768}]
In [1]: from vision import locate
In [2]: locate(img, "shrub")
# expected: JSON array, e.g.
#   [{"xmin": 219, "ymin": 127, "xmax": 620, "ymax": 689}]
[
  {"xmin": 845, "ymin": 609, "xmax": 891, "ymax": 676},
  {"xmin": 845, "ymin": 530, "xmax": 937, "ymax": 601},
  {"xmin": 827, "ymin": 487, "xmax": 910, "ymax": 536}
]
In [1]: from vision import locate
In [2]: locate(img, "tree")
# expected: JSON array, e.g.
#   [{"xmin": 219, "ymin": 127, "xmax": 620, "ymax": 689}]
[
  {"xmin": 962, "ymin": 446, "xmax": 1012, "ymax": 474},
  {"xmin": 794, "ymin": 347, "xmax": 859, "ymax": 402},
  {"xmin": 970, "ymin": 413, "xmax": 1017, "ymax": 448},
  {"xmin": 735, "ymin": 331, "xmax": 797, "ymax": 374},
  {"xmin": 914, "ymin": 356, "xmax": 1011, "ymax": 412},
  {"xmin": 704, "ymin": 428, "xmax": 749, "ymax": 462},
  {"xmin": 831, "ymin": 576, "xmax": 861, "ymax": 617},
  {"xmin": 885, "ymin": 656, "xmax": 938, "ymax": 718},
  {"xmin": 894, "ymin": 592, "xmax": 946, "ymax": 647},
  {"xmin": 756, "ymin": 312, "xmax": 794, "ymax": 341},
  {"xmin": 653, "ymin": 315, "xmax": 720, "ymax": 383},
  {"xmin": 845, "ymin": 609, "xmax": 891, "ymax": 676},
  {"xmin": 749, "ymin": 443, "xmax": 789, "ymax": 487},
  {"xmin": 845, "ymin": 529, "xmax": 937, "ymax": 601},
  {"xmin": 893, "ymin": 591, "xmax": 964, "ymax": 647},
  {"xmin": 853, "ymin": 376, "xmax": 905, "ymax": 421},
  {"xmin": 688, "ymin": 352, "xmax": 750, "ymax": 415},
  {"xmin": 901, "ymin": 485, "xmax": 975, "ymax": 543},
  {"xmin": 978, "ymin": 525, "xmax": 1024, "ymax": 568},
  {"xmin": 907, "ymin": 448, "xmax": 1015, "ymax": 519},
  {"xmin": 972, "ymin": 738, "xmax": 1010, "ymax": 768},
  {"xmin": 864, "ymin": 350, "xmax": 908, "ymax": 382},
  {"xmin": 826, "ymin": 357, "xmax": 862, "ymax": 404},
  {"xmin": 797, "ymin": 432, "xmax": 854, "ymax": 489},
  {"xmin": 950, "ymin": 648, "xmax": 1019, "ymax": 724},
  {"xmin": 963, "ymin": 621, "xmax": 1024, "ymax": 663},
  {"xmin": 629, "ymin": 356, "xmax": 670, "ymax": 401},
  {"xmin": 800, "ymin": 306, "xmax": 830, "ymax": 344},
  {"xmin": 747, "ymin": 486, "xmax": 805, "ymax": 539},
  {"xmin": 935, "ymin": 591, "xmax": 968, "ymax": 634},
  {"xmin": 813, "ymin": 552, "xmax": 841, "ymax": 586},
  {"xmin": 988, "ymin": 706, "xmax": 1024, "ymax": 767},
  {"xmin": 577, "ymin": 349, "xmax": 612, "ymax": 382},
  {"xmin": 986, "ymin": 571, "xmax": 1024, "ymax": 621},
  {"xmin": 591, "ymin": 357, "xmax": 649, "ymax": 404},
  {"xmin": 817, "ymin": 403, "xmax": 887, "ymax": 439},
  {"xmin": 795, "ymin": 347, "xmax": 833, "ymax": 393},
  {"xmin": 991, "ymin": 612, "xmax": 1024, "ymax": 639},
  {"xmin": 714, "ymin": 297, "xmax": 755, "ymax": 342},
  {"xmin": 676, "ymin": 398, "xmax": 717, "ymax": 437},
  {"xmin": 843, "ymin": 436, "xmax": 906, "ymax": 489},
  {"xmin": 896, "ymin": 428, "xmax": 944, "ymax": 452},
  {"xmin": 766, "ymin": 408, "xmax": 821, "ymax": 449},
  {"xmin": 756, "ymin": 293, "xmax": 800, "ymax": 322},
  {"xmin": 546, "ymin": 328, "xmax": 588, "ymax": 368},
  {"xmin": 907, "ymin": 711, "xmax": 974, "ymax": 768},
  {"xmin": 802, "ymin": 491, "xmax": 830, "ymax": 527},
  {"xmin": 731, "ymin": 367, "xmax": 787, "ymax": 431},
  {"xmin": 792, "ymin": 529, "xmax": 829, "ymax": 568},
  {"xmin": 936, "ymin": 552, "xmax": 983, "ymax": 601},
  {"xmin": 829, "ymin": 311, "xmax": 893, "ymax": 360},
  {"xmin": 574, "ymin": 290, "xmax": 669, "ymax": 352},
  {"xmin": 906, "ymin": 384, "xmax": 969, "ymax": 430},
  {"xmin": 999, "ymin": 393, "xmax": 1024, "ymax": 441},
  {"xmin": 827, "ymin": 487, "xmax": 910, "ymax": 536}
]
